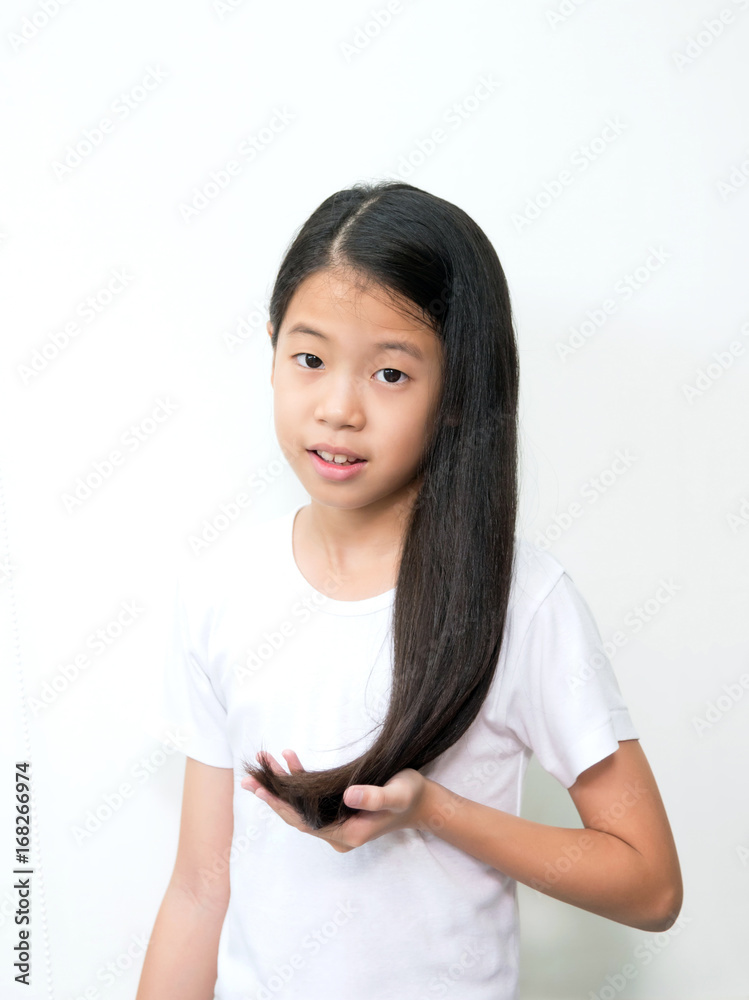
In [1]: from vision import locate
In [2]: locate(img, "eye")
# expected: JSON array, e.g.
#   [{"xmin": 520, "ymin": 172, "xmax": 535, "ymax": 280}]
[
  {"xmin": 374, "ymin": 368, "xmax": 409, "ymax": 385},
  {"xmin": 292, "ymin": 354, "xmax": 409, "ymax": 384},
  {"xmin": 293, "ymin": 353, "xmax": 324, "ymax": 370}
]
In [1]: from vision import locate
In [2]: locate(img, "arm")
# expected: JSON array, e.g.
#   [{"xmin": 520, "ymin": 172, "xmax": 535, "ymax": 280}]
[
  {"xmin": 414, "ymin": 739, "xmax": 683, "ymax": 932},
  {"xmin": 136, "ymin": 757, "xmax": 234, "ymax": 1000}
]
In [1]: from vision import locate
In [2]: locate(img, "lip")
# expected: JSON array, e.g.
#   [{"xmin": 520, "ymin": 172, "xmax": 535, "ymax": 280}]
[
  {"xmin": 308, "ymin": 442, "xmax": 366, "ymax": 461},
  {"xmin": 307, "ymin": 449, "xmax": 367, "ymax": 481}
]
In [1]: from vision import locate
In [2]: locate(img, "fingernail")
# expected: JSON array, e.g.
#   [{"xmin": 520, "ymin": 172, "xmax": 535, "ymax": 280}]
[{"xmin": 347, "ymin": 788, "xmax": 363, "ymax": 806}]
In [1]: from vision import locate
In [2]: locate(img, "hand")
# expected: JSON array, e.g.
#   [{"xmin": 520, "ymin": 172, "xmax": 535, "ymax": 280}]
[{"xmin": 241, "ymin": 749, "xmax": 428, "ymax": 853}]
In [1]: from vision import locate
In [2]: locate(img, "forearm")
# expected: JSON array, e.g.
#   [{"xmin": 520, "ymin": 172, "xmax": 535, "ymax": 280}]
[
  {"xmin": 136, "ymin": 880, "xmax": 228, "ymax": 1000},
  {"xmin": 415, "ymin": 778, "xmax": 674, "ymax": 932}
]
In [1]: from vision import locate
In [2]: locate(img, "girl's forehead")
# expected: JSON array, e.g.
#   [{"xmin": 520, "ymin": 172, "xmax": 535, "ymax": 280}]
[
  {"xmin": 284, "ymin": 269, "xmax": 439, "ymax": 341},
  {"xmin": 290, "ymin": 268, "xmax": 393, "ymax": 312}
]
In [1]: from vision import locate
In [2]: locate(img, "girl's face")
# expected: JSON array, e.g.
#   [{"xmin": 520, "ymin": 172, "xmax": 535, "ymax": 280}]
[{"xmin": 269, "ymin": 268, "xmax": 444, "ymax": 514}]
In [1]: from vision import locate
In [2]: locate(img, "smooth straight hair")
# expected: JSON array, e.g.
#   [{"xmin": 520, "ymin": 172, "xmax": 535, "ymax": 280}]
[{"xmin": 242, "ymin": 180, "xmax": 520, "ymax": 830}]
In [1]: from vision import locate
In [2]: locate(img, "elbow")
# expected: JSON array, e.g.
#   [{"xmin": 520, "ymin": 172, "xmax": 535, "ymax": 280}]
[{"xmin": 637, "ymin": 877, "xmax": 683, "ymax": 933}]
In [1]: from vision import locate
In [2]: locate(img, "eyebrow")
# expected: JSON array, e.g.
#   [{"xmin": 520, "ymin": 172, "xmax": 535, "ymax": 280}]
[{"xmin": 285, "ymin": 324, "xmax": 425, "ymax": 362}]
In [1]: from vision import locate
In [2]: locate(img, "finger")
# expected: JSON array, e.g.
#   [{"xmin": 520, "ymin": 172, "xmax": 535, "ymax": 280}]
[
  {"xmin": 253, "ymin": 785, "xmax": 308, "ymax": 828},
  {"xmin": 344, "ymin": 785, "xmax": 385, "ymax": 810},
  {"xmin": 344, "ymin": 776, "xmax": 412, "ymax": 814},
  {"xmin": 246, "ymin": 767, "xmax": 318, "ymax": 833},
  {"xmin": 250, "ymin": 752, "xmax": 316, "ymax": 832},
  {"xmin": 281, "ymin": 749, "xmax": 306, "ymax": 772},
  {"xmin": 255, "ymin": 750, "xmax": 288, "ymax": 776}
]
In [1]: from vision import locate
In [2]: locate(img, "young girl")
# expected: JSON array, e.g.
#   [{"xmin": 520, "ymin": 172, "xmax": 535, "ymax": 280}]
[{"xmin": 137, "ymin": 180, "xmax": 682, "ymax": 1000}]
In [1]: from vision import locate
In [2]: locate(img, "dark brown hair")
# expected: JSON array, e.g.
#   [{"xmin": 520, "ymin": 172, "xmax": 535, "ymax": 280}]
[{"xmin": 242, "ymin": 180, "xmax": 519, "ymax": 830}]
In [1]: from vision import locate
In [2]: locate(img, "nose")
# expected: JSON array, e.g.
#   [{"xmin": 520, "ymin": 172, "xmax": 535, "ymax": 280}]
[{"xmin": 313, "ymin": 370, "xmax": 364, "ymax": 429}]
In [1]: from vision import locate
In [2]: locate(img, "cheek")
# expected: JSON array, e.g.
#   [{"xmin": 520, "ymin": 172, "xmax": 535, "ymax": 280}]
[
  {"xmin": 272, "ymin": 376, "xmax": 300, "ymax": 418},
  {"xmin": 272, "ymin": 396, "xmax": 300, "ymax": 448},
  {"xmin": 384, "ymin": 420, "xmax": 427, "ymax": 467},
  {"xmin": 389, "ymin": 391, "xmax": 435, "ymax": 438}
]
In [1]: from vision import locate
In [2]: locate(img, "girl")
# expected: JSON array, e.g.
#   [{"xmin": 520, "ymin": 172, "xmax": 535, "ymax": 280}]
[{"xmin": 137, "ymin": 180, "xmax": 682, "ymax": 1000}]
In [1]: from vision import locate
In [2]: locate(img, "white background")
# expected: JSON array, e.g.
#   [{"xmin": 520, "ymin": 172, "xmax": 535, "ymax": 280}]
[{"xmin": 1, "ymin": 1, "xmax": 747, "ymax": 998}]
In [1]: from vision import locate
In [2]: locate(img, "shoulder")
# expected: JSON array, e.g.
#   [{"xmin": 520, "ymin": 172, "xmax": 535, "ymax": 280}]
[
  {"xmin": 507, "ymin": 536, "xmax": 568, "ymax": 630},
  {"xmin": 503, "ymin": 537, "xmax": 602, "ymax": 673}
]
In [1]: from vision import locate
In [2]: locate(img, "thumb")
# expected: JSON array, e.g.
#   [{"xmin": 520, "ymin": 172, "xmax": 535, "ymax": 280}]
[
  {"xmin": 343, "ymin": 779, "xmax": 408, "ymax": 812},
  {"xmin": 344, "ymin": 786, "xmax": 367, "ymax": 808}
]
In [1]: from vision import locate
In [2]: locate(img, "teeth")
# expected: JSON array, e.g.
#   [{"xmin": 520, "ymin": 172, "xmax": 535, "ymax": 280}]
[{"xmin": 317, "ymin": 450, "xmax": 361, "ymax": 464}]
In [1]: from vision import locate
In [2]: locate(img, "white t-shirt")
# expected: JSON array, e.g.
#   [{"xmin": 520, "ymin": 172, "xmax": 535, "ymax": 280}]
[{"xmin": 155, "ymin": 502, "xmax": 639, "ymax": 1000}]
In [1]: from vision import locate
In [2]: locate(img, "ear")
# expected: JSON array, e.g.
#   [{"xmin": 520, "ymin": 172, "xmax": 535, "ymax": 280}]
[{"xmin": 267, "ymin": 321, "xmax": 275, "ymax": 386}]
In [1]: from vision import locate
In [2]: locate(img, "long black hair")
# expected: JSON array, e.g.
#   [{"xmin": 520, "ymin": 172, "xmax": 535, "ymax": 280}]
[{"xmin": 242, "ymin": 180, "xmax": 519, "ymax": 830}]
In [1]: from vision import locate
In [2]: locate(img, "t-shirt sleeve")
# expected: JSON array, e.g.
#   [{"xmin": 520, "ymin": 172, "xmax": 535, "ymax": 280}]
[
  {"xmin": 157, "ymin": 572, "xmax": 234, "ymax": 769},
  {"xmin": 503, "ymin": 571, "xmax": 639, "ymax": 788}
]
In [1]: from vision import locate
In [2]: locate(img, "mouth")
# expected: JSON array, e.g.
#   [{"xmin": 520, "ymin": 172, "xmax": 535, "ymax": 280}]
[
  {"xmin": 306, "ymin": 449, "xmax": 368, "ymax": 479},
  {"xmin": 307, "ymin": 449, "xmax": 367, "ymax": 467}
]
